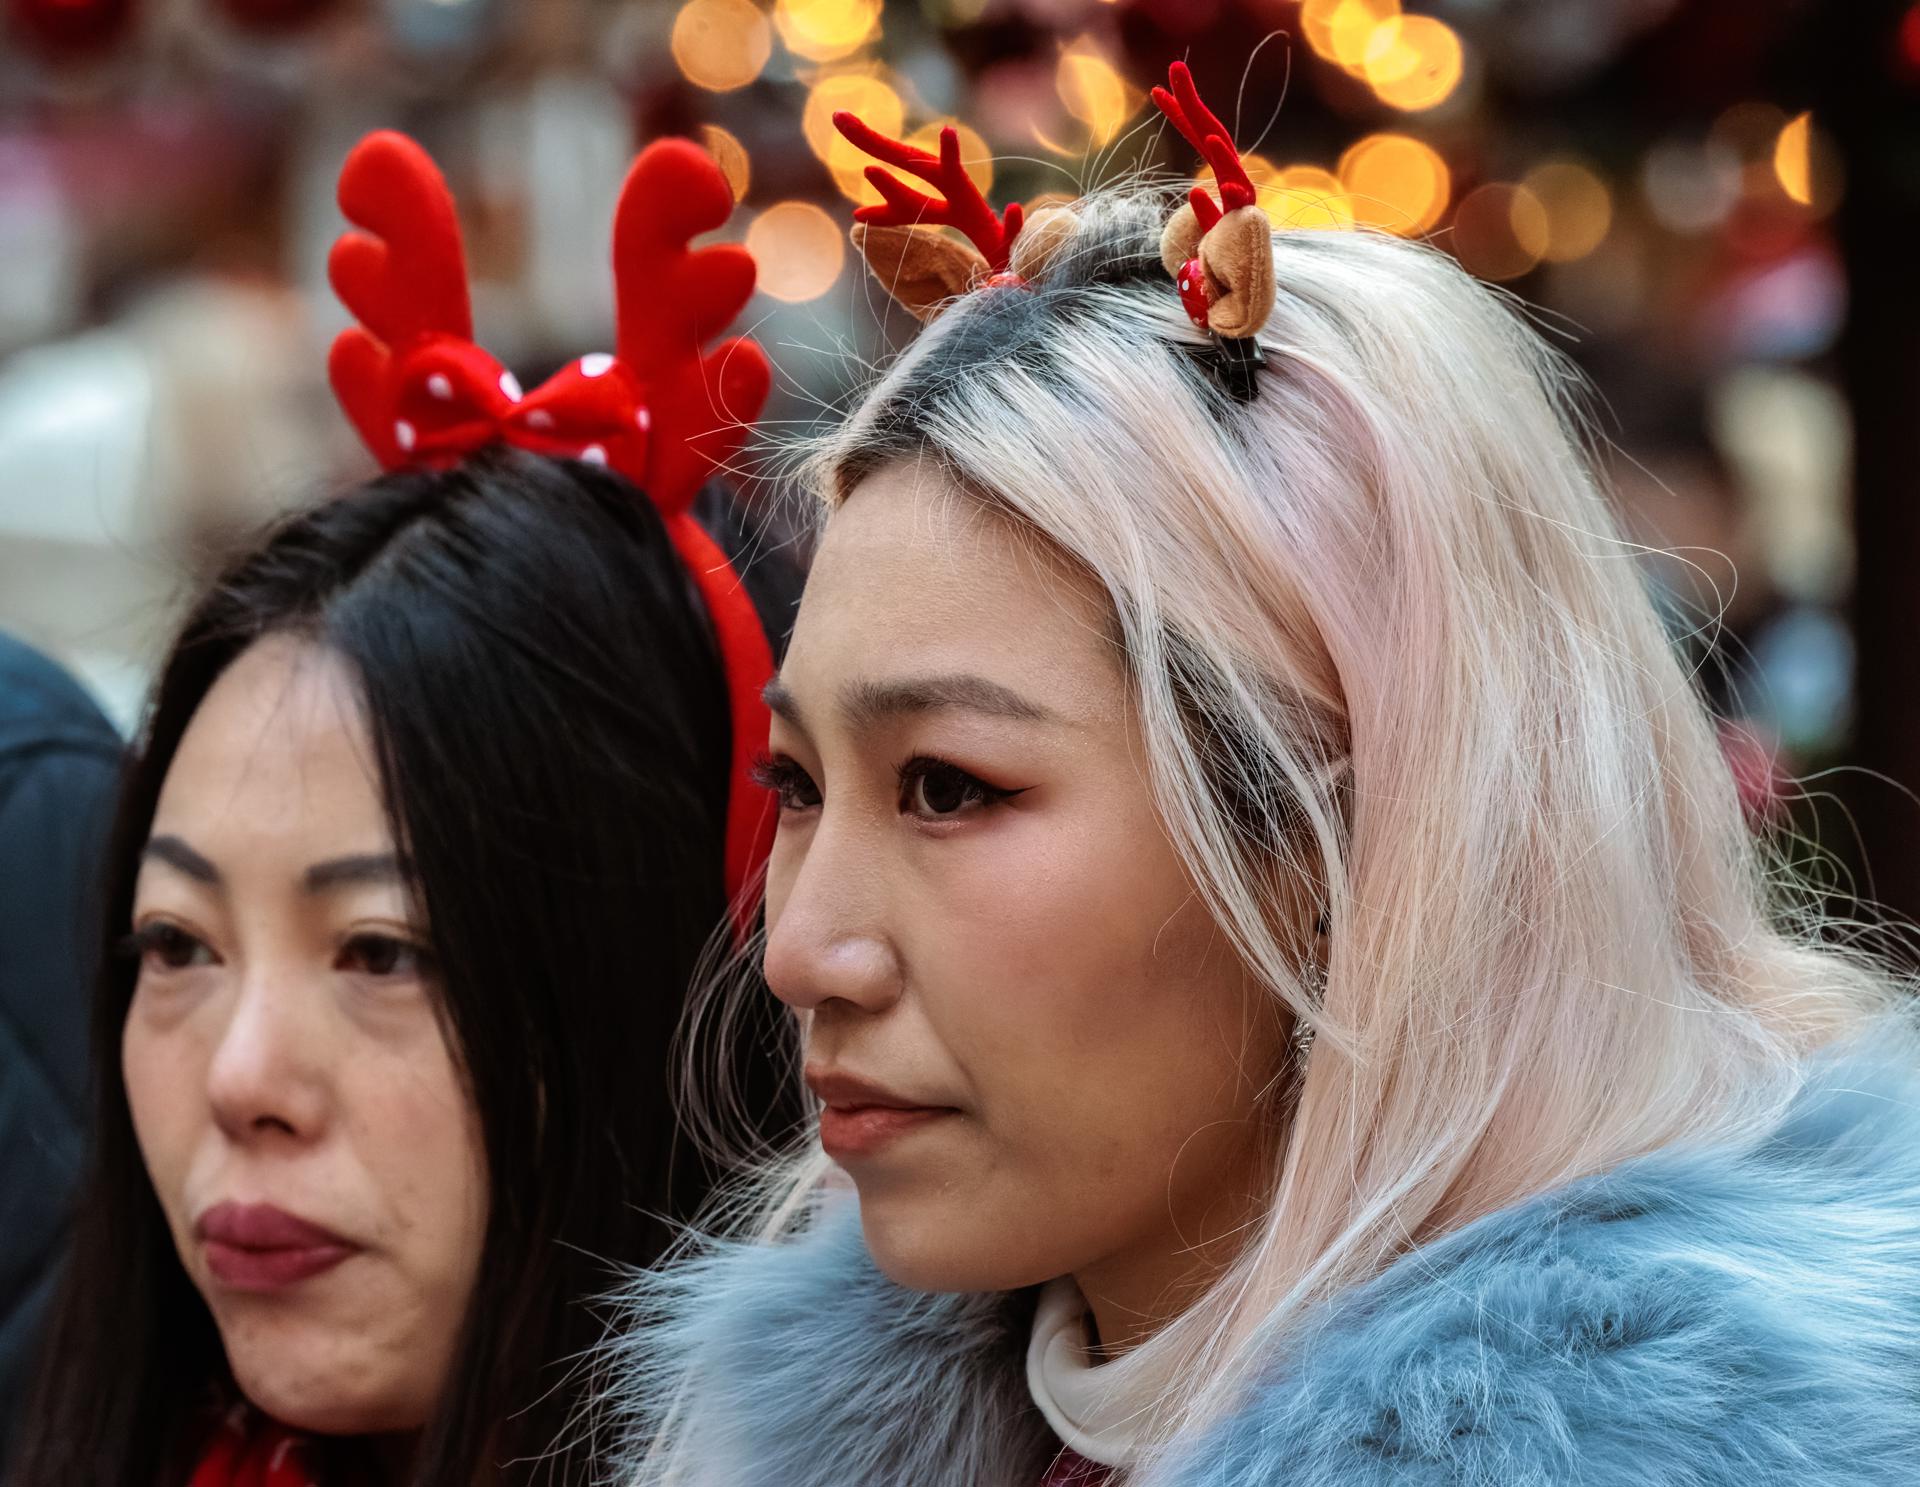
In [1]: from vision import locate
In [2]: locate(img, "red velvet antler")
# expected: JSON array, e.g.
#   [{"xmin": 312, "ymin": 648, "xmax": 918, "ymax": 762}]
[
  {"xmin": 833, "ymin": 113, "xmax": 1024, "ymax": 273},
  {"xmin": 327, "ymin": 132, "xmax": 488, "ymax": 467},
  {"xmin": 611, "ymin": 138, "xmax": 771, "ymax": 517},
  {"xmin": 609, "ymin": 138, "xmax": 776, "ymax": 918},
  {"xmin": 326, "ymin": 130, "xmax": 777, "ymax": 929},
  {"xmin": 1151, "ymin": 61, "xmax": 1256, "ymax": 232}
]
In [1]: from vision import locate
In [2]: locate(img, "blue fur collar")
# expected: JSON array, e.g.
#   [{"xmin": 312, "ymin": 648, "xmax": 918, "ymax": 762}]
[{"xmin": 609, "ymin": 1042, "xmax": 1920, "ymax": 1485}]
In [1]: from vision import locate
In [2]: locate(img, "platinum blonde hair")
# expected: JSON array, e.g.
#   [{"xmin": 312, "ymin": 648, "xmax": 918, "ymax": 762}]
[{"xmin": 650, "ymin": 189, "xmax": 1896, "ymax": 1481}]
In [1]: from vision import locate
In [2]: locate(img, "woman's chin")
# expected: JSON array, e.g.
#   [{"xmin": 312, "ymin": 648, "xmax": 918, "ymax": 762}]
[
  {"xmin": 226, "ymin": 1343, "xmax": 430, "ymax": 1438},
  {"xmin": 858, "ymin": 1191, "xmax": 1063, "ymax": 1296}
]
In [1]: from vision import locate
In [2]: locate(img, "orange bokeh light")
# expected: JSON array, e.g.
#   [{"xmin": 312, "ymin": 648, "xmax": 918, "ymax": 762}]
[
  {"xmin": 1451, "ymin": 183, "xmax": 1548, "ymax": 281},
  {"xmin": 1338, "ymin": 132, "xmax": 1450, "ymax": 235},
  {"xmin": 1364, "ymin": 15, "xmax": 1464, "ymax": 112},
  {"xmin": 746, "ymin": 200, "xmax": 847, "ymax": 302},
  {"xmin": 670, "ymin": 0, "xmax": 772, "ymax": 93}
]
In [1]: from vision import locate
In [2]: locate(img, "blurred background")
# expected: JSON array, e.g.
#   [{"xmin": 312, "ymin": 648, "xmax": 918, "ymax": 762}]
[{"xmin": 0, "ymin": 0, "xmax": 1915, "ymax": 938}]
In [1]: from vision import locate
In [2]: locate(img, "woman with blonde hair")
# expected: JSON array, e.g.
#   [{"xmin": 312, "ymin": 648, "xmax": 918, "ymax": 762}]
[{"xmin": 609, "ymin": 66, "xmax": 1920, "ymax": 1486}]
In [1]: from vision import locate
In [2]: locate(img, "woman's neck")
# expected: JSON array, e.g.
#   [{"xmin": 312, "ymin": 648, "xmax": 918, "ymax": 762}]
[{"xmin": 1072, "ymin": 1175, "xmax": 1266, "ymax": 1356}]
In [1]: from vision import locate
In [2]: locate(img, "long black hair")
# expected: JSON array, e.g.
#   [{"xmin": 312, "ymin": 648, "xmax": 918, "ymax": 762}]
[{"xmin": 14, "ymin": 448, "xmax": 799, "ymax": 1485}]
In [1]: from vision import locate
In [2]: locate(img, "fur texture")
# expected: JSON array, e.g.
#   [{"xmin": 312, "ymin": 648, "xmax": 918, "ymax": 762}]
[{"xmin": 607, "ymin": 1044, "xmax": 1920, "ymax": 1485}]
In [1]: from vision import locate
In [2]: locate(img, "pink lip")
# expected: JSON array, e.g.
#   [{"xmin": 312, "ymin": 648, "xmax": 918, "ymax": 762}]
[
  {"xmin": 195, "ymin": 1202, "xmax": 360, "ymax": 1293},
  {"xmin": 806, "ymin": 1067, "xmax": 958, "ymax": 1162}
]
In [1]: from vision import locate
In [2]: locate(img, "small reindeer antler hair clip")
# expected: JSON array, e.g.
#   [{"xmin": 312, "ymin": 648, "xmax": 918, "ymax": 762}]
[
  {"xmin": 832, "ymin": 112, "xmax": 1081, "ymax": 321},
  {"xmin": 1153, "ymin": 61, "xmax": 1276, "ymax": 400},
  {"xmin": 327, "ymin": 130, "xmax": 776, "ymax": 925}
]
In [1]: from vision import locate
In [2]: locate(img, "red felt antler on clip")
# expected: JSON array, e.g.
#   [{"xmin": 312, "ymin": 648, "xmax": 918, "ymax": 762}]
[
  {"xmin": 1151, "ymin": 60, "xmax": 1256, "ymax": 232},
  {"xmin": 326, "ymin": 130, "xmax": 776, "ymax": 930},
  {"xmin": 833, "ymin": 112, "xmax": 1024, "ymax": 273}
]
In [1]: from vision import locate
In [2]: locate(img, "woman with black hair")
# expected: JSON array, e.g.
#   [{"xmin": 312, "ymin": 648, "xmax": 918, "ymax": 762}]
[{"xmin": 12, "ymin": 134, "xmax": 793, "ymax": 1485}]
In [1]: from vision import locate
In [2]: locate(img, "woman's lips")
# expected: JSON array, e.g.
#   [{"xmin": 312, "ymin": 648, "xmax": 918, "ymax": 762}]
[
  {"xmin": 806, "ymin": 1067, "xmax": 958, "ymax": 1161},
  {"xmin": 195, "ymin": 1202, "xmax": 361, "ymax": 1293},
  {"xmin": 817, "ymin": 1104, "xmax": 954, "ymax": 1160}
]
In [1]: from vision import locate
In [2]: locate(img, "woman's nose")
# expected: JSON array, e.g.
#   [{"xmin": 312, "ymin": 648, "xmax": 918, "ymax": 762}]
[
  {"xmin": 763, "ymin": 817, "xmax": 905, "ymax": 1018},
  {"xmin": 205, "ymin": 971, "xmax": 331, "ymax": 1144}
]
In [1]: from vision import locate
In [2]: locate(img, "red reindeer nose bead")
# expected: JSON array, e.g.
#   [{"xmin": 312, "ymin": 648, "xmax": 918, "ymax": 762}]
[{"xmin": 1175, "ymin": 257, "xmax": 1211, "ymax": 330}]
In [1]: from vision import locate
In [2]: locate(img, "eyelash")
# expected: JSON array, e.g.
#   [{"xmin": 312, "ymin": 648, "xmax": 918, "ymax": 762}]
[
  {"xmin": 118, "ymin": 922, "xmax": 436, "ymax": 980},
  {"xmin": 750, "ymin": 752, "xmax": 1024, "ymax": 820}
]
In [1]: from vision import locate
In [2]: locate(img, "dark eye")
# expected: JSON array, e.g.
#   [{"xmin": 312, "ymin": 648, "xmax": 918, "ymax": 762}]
[
  {"xmin": 897, "ymin": 757, "xmax": 1019, "ymax": 819},
  {"xmin": 339, "ymin": 934, "xmax": 432, "ymax": 979},
  {"xmin": 128, "ymin": 922, "xmax": 214, "ymax": 972},
  {"xmin": 751, "ymin": 753, "xmax": 822, "ymax": 812}
]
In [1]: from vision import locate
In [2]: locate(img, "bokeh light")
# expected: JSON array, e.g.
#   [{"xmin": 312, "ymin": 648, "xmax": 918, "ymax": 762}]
[
  {"xmin": 1056, "ymin": 36, "xmax": 1142, "ymax": 148},
  {"xmin": 1774, "ymin": 112, "xmax": 1812, "ymax": 203},
  {"xmin": 1521, "ymin": 158, "xmax": 1612, "ymax": 262},
  {"xmin": 699, "ymin": 124, "xmax": 751, "ymax": 203},
  {"xmin": 1451, "ymin": 182, "xmax": 1549, "ymax": 281},
  {"xmin": 670, "ymin": 0, "xmax": 772, "ymax": 93},
  {"xmin": 1338, "ymin": 132, "xmax": 1449, "ymax": 235},
  {"xmin": 1640, "ymin": 137, "xmax": 1742, "ymax": 234},
  {"xmin": 1302, "ymin": 0, "xmax": 1399, "ymax": 74},
  {"xmin": 1364, "ymin": 15, "xmax": 1464, "ymax": 112},
  {"xmin": 802, "ymin": 68, "xmax": 906, "ymax": 206},
  {"xmin": 773, "ymin": 0, "xmax": 882, "ymax": 64},
  {"xmin": 1268, "ymin": 165, "xmax": 1354, "ymax": 230},
  {"xmin": 746, "ymin": 200, "xmax": 846, "ymax": 301}
]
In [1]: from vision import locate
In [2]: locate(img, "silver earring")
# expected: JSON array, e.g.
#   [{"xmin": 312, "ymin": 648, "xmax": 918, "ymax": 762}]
[
  {"xmin": 1294, "ymin": 915, "xmax": 1329, "ymax": 1063},
  {"xmin": 1292, "ymin": 962, "xmax": 1323, "ymax": 1062}
]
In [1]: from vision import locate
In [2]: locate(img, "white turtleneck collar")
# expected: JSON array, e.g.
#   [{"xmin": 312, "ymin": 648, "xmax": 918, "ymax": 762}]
[{"xmin": 1024, "ymin": 1276, "xmax": 1164, "ymax": 1469}]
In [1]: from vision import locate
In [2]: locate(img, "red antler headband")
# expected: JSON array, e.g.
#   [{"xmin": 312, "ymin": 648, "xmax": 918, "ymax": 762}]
[
  {"xmin": 326, "ymin": 131, "xmax": 776, "ymax": 927},
  {"xmin": 833, "ymin": 64, "xmax": 1275, "ymax": 398},
  {"xmin": 1148, "ymin": 61, "xmax": 1276, "ymax": 399}
]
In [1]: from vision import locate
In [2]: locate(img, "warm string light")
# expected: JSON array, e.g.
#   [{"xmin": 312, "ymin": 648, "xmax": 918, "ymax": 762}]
[
  {"xmin": 1056, "ymin": 35, "xmax": 1142, "ymax": 148},
  {"xmin": 670, "ymin": 0, "xmax": 772, "ymax": 92},
  {"xmin": 773, "ymin": 0, "xmax": 881, "ymax": 63},
  {"xmin": 1299, "ymin": 0, "xmax": 1465, "ymax": 112},
  {"xmin": 746, "ymin": 200, "xmax": 845, "ymax": 302}
]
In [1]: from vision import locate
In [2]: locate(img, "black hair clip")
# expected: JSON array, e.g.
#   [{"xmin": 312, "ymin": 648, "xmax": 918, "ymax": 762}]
[{"xmin": 1189, "ymin": 332, "xmax": 1266, "ymax": 404}]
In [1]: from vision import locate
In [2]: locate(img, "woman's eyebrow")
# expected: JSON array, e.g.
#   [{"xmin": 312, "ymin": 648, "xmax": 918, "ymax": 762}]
[
  {"xmin": 142, "ymin": 834, "xmax": 222, "ymax": 888},
  {"xmin": 841, "ymin": 673, "xmax": 1057, "ymax": 728},
  {"xmin": 303, "ymin": 852, "xmax": 411, "ymax": 893},
  {"xmin": 765, "ymin": 672, "xmax": 1064, "ymax": 734}
]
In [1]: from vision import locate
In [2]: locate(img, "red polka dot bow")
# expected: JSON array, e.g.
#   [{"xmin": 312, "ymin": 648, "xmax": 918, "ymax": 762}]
[{"xmin": 326, "ymin": 131, "xmax": 776, "ymax": 925}]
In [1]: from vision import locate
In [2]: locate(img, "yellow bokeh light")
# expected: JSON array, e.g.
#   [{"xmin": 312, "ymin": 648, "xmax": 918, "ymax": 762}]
[
  {"xmin": 802, "ymin": 68, "xmax": 905, "ymax": 206},
  {"xmin": 1302, "ymin": 0, "xmax": 1399, "ymax": 72},
  {"xmin": 1364, "ymin": 15, "xmax": 1464, "ymax": 112},
  {"xmin": 1338, "ymin": 132, "xmax": 1449, "ymax": 235},
  {"xmin": 1451, "ymin": 182, "xmax": 1548, "ymax": 281},
  {"xmin": 1268, "ymin": 165, "xmax": 1354, "ymax": 230},
  {"xmin": 1774, "ymin": 111, "xmax": 1813, "ymax": 205},
  {"xmin": 670, "ymin": 0, "xmax": 772, "ymax": 93},
  {"xmin": 1521, "ymin": 158, "xmax": 1611, "ymax": 262},
  {"xmin": 746, "ymin": 200, "xmax": 846, "ymax": 302},
  {"xmin": 699, "ymin": 124, "xmax": 751, "ymax": 203},
  {"xmin": 774, "ymin": 0, "xmax": 881, "ymax": 64},
  {"xmin": 1057, "ymin": 37, "xmax": 1143, "ymax": 148},
  {"xmin": 1202, "ymin": 157, "xmax": 1351, "ymax": 229}
]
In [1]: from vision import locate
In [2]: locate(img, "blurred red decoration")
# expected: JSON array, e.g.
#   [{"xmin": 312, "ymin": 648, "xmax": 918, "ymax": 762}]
[
  {"xmin": 213, "ymin": 0, "xmax": 338, "ymax": 34},
  {"xmin": 1898, "ymin": 3, "xmax": 1920, "ymax": 83},
  {"xmin": 6, "ymin": 0, "xmax": 137, "ymax": 60}
]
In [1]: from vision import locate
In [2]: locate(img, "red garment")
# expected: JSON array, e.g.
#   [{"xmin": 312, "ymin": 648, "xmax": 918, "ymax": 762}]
[
  {"xmin": 1040, "ymin": 1447, "xmax": 1114, "ymax": 1486},
  {"xmin": 185, "ymin": 1404, "xmax": 322, "ymax": 1487}
]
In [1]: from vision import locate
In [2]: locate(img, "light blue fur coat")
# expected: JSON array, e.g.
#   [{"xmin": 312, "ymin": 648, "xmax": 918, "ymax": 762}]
[{"xmin": 607, "ymin": 1041, "xmax": 1920, "ymax": 1485}]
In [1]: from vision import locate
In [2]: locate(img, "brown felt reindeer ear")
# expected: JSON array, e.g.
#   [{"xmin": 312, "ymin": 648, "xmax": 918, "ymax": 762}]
[
  {"xmin": 1152, "ymin": 62, "xmax": 1277, "ymax": 344},
  {"xmin": 834, "ymin": 113, "xmax": 1026, "ymax": 320}
]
